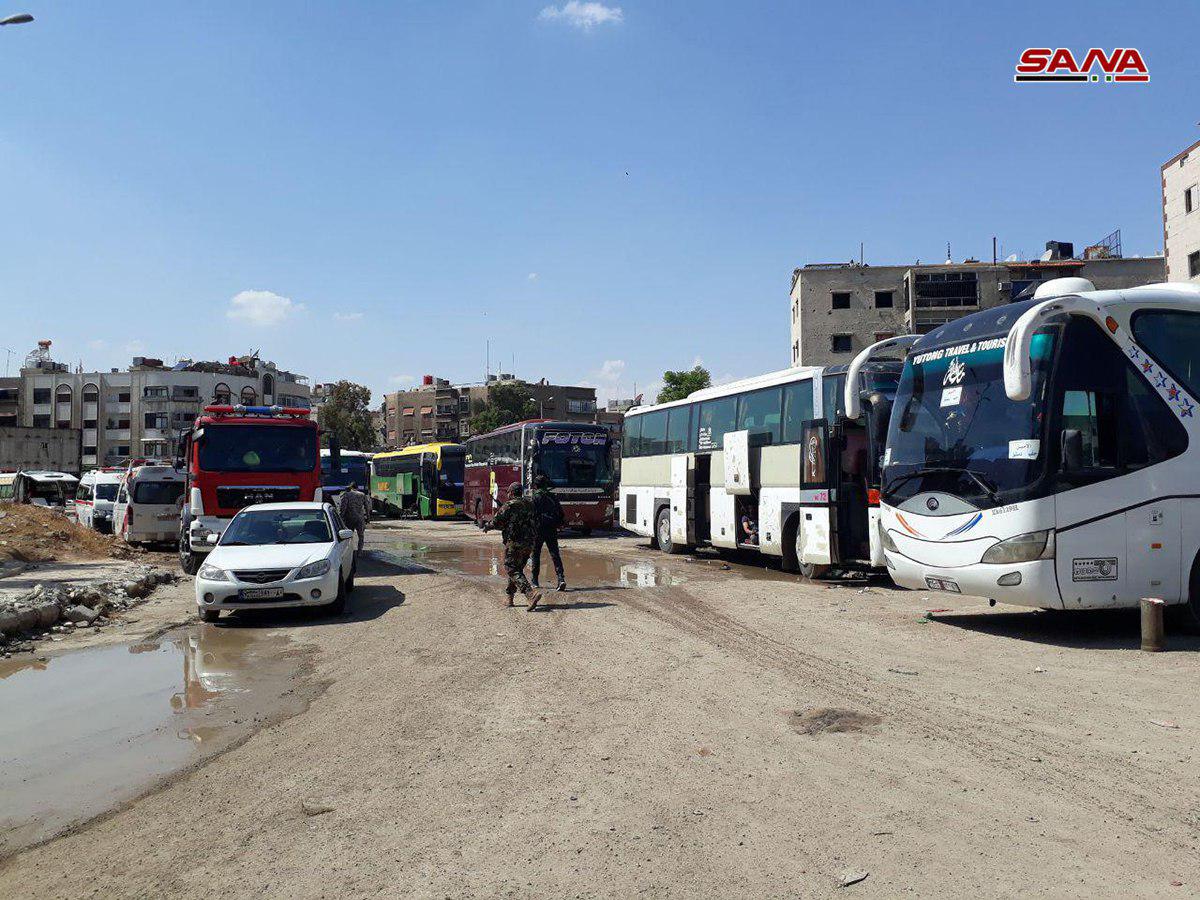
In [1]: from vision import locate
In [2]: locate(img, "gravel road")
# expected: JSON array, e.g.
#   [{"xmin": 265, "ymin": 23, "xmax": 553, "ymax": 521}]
[{"xmin": 2, "ymin": 520, "xmax": 1197, "ymax": 898}]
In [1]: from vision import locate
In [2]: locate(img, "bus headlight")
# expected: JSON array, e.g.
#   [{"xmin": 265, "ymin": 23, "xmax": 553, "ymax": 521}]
[
  {"xmin": 980, "ymin": 530, "xmax": 1054, "ymax": 564},
  {"xmin": 880, "ymin": 528, "xmax": 899, "ymax": 553}
]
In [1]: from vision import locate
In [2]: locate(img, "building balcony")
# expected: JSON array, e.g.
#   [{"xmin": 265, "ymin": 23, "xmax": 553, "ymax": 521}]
[
  {"xmin": 141, "ymin": 428, "xmax": 169, "ymax": 441},
  {"xmin": 107, "ymin": 402, "xmax": 131, "ymax": 414},
  {"xmin": 104, "ymin": 429, "xmax": 131, "ymax": 441}
]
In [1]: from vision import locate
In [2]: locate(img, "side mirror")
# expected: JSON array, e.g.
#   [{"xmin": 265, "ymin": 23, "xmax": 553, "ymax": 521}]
[
  {"xmin": 1061, "ymin": 429, "xmax": 1084, "ymax": 472},
  {"xmin": 338, "ymin": 528, "xmax": 354, "ymax": 541},
  {"xmin": 206, "ymin": 533, "xmax": 219, "ymax": 544}
]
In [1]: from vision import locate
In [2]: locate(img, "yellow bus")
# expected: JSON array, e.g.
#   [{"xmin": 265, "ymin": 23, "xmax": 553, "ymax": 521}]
[{"xmin": 370, "ymin": 442, "xmax": 465, "ymax": 518}]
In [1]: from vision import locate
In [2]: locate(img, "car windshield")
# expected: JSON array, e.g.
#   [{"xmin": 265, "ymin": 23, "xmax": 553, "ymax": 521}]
[
  {"xmin": 133, "ymin": 480, "xmax": 185, "ymax": 505},
  {"xmin": 535, "ymin": 432, "xmax": 614, "ymax": 488},
  {"xmin": 94, "ymin": 483, "xmax": 119, "ymax": 501},
  {"xmin": 884, "ymin": 331, "xmax": 1056, "ymax": 503},
  {"xmin": 220, "ymin": 509, "xmax": 332, "ymax": 546},
  {"xmin": 199, "ymin": 424, "xmax": 317, "ymax": 474}
]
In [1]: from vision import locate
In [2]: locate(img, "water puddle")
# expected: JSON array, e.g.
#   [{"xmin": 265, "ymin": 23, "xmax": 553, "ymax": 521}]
[
  {"xmin": 371, "ymin": 540, "xmax": 683, "ymax": 588},
  {"xmin": 0, "ymin": 625, "xmax": 313, "ymax": 857}
]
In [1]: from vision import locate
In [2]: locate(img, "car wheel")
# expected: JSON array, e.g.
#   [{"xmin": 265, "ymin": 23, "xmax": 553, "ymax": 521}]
[
  {"xmin": 200, "ymin": 609, "xmax": 220, "ymax": 623},
  {"xmin": 327, "ymin": 576, "xmax": 348, "ymax": 616},
  {"xmin": 179, "ymin": 531, "xmax": 201, "ymax": 575},
  {"xmin": 346, "ymin": 562, "xmax": 357, "ymax": 593}
]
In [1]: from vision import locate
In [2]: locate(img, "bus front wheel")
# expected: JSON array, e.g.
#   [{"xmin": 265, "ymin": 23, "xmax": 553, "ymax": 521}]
[
  {"xmin": 794, "ymin": 531, "xmax": 829, "ymax": 580},
  {"xmin": 1172, "ymin": 555, "xmax": 1200, "ymax": 634}
]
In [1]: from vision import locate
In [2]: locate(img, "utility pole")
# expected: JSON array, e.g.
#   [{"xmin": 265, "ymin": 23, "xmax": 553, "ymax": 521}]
[{"xmin": 2, "ymin": 346, "xmax": 13, "ymax": 377}]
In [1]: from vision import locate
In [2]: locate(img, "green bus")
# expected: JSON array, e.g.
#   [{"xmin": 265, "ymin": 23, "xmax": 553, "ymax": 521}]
[{"xmin": 370, "ymin": 442, "xmax": 465, "ymax": 518}]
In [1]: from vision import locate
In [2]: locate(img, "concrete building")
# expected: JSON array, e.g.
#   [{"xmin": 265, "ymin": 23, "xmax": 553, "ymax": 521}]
[
  {"xmin": 789, "ymin": 244, "xmax": 1165, "ymax": 366},
  {"xmin": 1163, "ymin": 139, "xmax": 1200, "ymax": 283},
  {"xmin": 17, "ymin": 347, "xmax": 309, "ymax": 469},
  {"xmin": 381, "ymin": 374, "xmax": 600, "ymax": 448},
  {"xmin": 0, "ymin": 425, "xmax": 81, "ymax": 475},
  {"xmin": 0, "ymin": 377, "xmax": 19, "ymax": 427}
]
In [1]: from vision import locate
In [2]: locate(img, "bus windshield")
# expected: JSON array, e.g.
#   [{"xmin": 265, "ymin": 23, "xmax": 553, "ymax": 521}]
[
  {"xmin": 535, "ymin": 432, "xmax": 614, "ymax": 489},
  {"xmin": 884, "ymin": 332, "xmax": 1056, "ymax": 504},
  {"xmin": 198, "ymin": 424, "xmax": 317, "ymax": 474}
]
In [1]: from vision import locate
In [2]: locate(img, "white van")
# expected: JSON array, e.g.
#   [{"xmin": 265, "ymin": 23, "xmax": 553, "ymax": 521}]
[
  {"xmin": 75, "ymin": 469, "xmax": 125, "ymax": 533},
  {"xmin": 113, "ymin": 465, "xmax": 186, "ymax": 545}
]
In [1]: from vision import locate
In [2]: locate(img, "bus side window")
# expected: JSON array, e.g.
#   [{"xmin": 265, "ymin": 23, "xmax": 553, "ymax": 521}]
[
  {"xmin": 623, "ymin": 416, "xmax": 643, "ymax": 458},
  {"xmin": 665, "ymin": 405, "xmax": 690, "ymax": 454},
  {"xmin": 737, "ymin": 388, "xmax": 782, "ymax": 445},
  {"xmin": 1061, "ymin": 390, "xmax": 1118, "ymax": 468},
  {"xmin": 782, "ymin": 380, "xmax": 815, "ymax": 444},
  {"xmin": 640, "ymin": 410, "xmax": 668, "ymax": 456},
  {"xmin": 821, "ymin": 374, "xmax": 846, "ymax": 420}
]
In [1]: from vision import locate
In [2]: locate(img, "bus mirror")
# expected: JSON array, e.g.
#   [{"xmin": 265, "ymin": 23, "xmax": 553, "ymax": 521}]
[
  {"xmin": 867, "ymin": 394, "xmax": 893, "ymax": 452},
  {"xmin": 1061, "ymin": 429, "xmax": 1084, "ymax": 472}
]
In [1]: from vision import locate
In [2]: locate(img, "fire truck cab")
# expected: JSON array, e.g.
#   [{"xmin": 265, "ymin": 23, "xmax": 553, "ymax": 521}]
[{"xmin": 177, "ymin": 405, "xmax": 322, "ymax": 574}]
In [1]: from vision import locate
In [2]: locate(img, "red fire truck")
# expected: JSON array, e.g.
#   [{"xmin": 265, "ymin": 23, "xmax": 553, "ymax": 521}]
[
  {"xmin": 176, "ymin": 405, "xmax": 321, "ymax": 573},
  {"xmin": 463, "ymin": 420, "xmax": 616, "ymax": 533}
]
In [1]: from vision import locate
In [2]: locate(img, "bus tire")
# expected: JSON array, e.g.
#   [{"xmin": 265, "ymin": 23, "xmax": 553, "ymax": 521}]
[
  {"xmin": 179, "ymin": 532, "xmax": 201, "ymax": 575},
  {"xmin": 655, "ymin": 508, "xmax": 680, "ymax": 555},
  {"xmin": 1171, "ymin": 554, "xmax": 1200, "ymax": 634},
  {"xmin": 799, "ymin": 562, "xmax": 830, "ymax": 580}
]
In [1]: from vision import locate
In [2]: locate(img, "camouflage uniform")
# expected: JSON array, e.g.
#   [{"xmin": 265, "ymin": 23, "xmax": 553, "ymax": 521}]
[
  {"xmin": 491, "ymin": 494, "xmax": 542, "ymax": 606},
  {"xmin": 337, "ymin": 486, "xmax": 369, "ymax": 551},
  {"xmin": 530, "ymin": 485, "xmax": 566, "ymax": 589}
]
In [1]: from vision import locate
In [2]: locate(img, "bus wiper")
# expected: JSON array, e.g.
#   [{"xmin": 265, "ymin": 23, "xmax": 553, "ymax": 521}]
[{"xmin": 887, "ymin": 466, "xmax": 999, "ymax": 502}]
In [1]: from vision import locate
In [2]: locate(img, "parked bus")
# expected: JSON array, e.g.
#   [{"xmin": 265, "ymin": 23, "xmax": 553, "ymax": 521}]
[
  {"xmin": 75, "ymin": 468, "xmax": 125, "ymax": 532},
  {"xmin": 619, "ymin": 360, "xmax": 903, "ymax": 576},
  {"xmin": 879, "ymin": 278, "xmax": 1200, "ymax": 623},
  {"xmin": 113, "ymin": 464, "xmax": 187, "ymax": 545},
  {"xmin": 0, "ymin": 471, "xmax": 78, "ymax": 508},
  {"xmin": 464, "ymin": 421, "xmax": 615, "ymax": 532},
  {"xmin": 320, "ymin": 448, "xmax": 373, "ymax": 500},
  {"xmin": 370, "ymin": 443, "xmax": 464, "ymax": 518},
  {"xmin": 177, "ymin": 405, "xmax": 321, "ymax": 574}
]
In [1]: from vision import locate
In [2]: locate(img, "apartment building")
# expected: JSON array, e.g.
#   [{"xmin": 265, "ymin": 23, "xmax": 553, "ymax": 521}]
[
  {"xmin": 1163, "ymin": 138, "xmax": 1200, "ymax": 283},
  {"xmin": 789, "ymin": 243, "xmax": 1165, "ymax": 366},
  {"xmin": 0, "ymin": 377, "xmax": 19, "ymax": 427},
  {"xmin": 19, "ymin": 350, "xmax": 309, "ymax": 469}
]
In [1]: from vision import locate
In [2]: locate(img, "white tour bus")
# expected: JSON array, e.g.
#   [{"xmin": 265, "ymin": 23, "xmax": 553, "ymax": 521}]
[
  {"xmin": 113, "ymin": 464, "xmax": 187, "ymax": 545},
  {"xmin": 75, "ymin": 468, "xmax": 125, "ymax": 532},
  {"xmin": 880, "ymin": 278, "xmax": 1200, "ymax": 623},
  {"xmin": 619, "ymin": 360, "xmax": 904, "ymax": 576}
]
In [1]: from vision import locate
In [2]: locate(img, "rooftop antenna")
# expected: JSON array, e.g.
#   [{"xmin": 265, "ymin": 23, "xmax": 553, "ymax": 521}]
[
  {"xmin": 1, "ymin": 346, "xmax": 13, "ymax": 377},
  {"xmin": 486, "ymin": 339, "xmax": 490, "ymax": 381},
  {"xmin": 945, "ymin": 242, "xmax": 952, "ymax": 264},
  {"xmin": 859, "ymin": 241, "xmax": 864, "ymax": 265}
]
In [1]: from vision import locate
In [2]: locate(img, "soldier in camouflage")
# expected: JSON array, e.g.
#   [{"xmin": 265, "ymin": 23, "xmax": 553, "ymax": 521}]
[{"xmin": 486, "ymin": 483, "xmax": 543, "ymax": 609}]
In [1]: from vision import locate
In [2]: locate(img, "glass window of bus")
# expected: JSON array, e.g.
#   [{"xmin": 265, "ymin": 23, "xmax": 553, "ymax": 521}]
[
  {"xmin": 696, "ymin": 396, "xmax": 737, "ymax": 453},
  {"xmin": 821, "ymin": 374, "xmax": 846, "ymax": 420},
  {"xmin": 1132, "ymin": 310, "xmax": 1200, "ymax": 399},
  {"xmin": 640, "ymin": 410, "xmax": 668, "ymax": 456},
  {"xmin": 536, "ymin": 431, "xmax": 614, "ymax": 488},
  {"xmin": 665, "ymin": 405, "xmax": 691, "ymax": 454},
  {"xmin": 440, "ymin": 447, "xmax": 465, "ymax": 492},
  {"xmin": 736, "ymin": 388, "xmax": 782, "ymax": 445},
  {"xmin": 133, "ymin": 480, "xmax": 185, "ymax": 505},
  {"xmin": 198, "ymin": 425, "xmax": 316, "ymax": 473},
  {"xmin": 781, "ymin": 380, "xmax": 815, "ymax": 443},
  {"xmin": 623, "ymin": 415, "xmax": 643, "ymax": 457}
]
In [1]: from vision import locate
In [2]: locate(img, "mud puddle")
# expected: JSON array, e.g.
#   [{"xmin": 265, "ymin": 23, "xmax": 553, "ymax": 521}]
[
  {"xmin": 371, "ymin": 540, "xmax": 683, "ymax": 588},
  {"xmin": 0, "ymin": 625, "xmax": 314, "ymax": 856}
]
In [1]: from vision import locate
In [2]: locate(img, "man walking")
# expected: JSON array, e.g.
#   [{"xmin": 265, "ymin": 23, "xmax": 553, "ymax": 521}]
[
  {"xmin": 337, "ymin": 481, "xmax": 369, "ymax": 551},
  {"xmin": 487, "ymin": 483, "xmax": 543, "ymax": 609},
  {"xmin": 530, "ymin": 474, "xmax": 566, "ymax": 592}
]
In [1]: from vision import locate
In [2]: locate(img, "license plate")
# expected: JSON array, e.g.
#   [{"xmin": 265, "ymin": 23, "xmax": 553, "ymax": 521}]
[
  {"xmin": 240, "ymin": 588, "xmax": 284, "ymax": 600},
  {"xmin": 925, "ymin": 576, "xmax": 961, "ymax": 593}
]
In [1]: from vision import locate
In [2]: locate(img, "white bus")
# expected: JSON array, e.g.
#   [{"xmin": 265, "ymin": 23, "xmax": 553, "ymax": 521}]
[
  {"xmin": 880, "ymin": 278, "xmax": 1200, "ymax": 623},
  {"xmin": 75, "ymin": 468, "xmax": 125, "ymax": 532},
  {"xmin": 619, "ymin": 360, "xmax": 904, "ymax": 576},
  {"xmin": 113, "ymin": 464, "xmax": 187, "ymax": 545}
]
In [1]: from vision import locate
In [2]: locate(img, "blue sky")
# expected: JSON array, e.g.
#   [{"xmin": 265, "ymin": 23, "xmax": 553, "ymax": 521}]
[{"xmin": 1, "ymin": 1, "xmax": 1195, "ymax": 404}]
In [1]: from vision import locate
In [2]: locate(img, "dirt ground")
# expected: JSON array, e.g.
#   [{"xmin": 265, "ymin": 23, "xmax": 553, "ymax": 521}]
[{"xmin": 3, "ymin": 519, "xmax": 1199, "ymax": 898}]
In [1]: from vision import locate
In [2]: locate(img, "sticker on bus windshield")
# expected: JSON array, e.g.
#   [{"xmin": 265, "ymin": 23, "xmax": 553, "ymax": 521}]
[
  {"xmin": 940, "ymin": 386, "xmax": 962, "ymax": 407},
  {"xmin": 1008, "ymin": 439, "xmax": 1040, "ymax": 460}
]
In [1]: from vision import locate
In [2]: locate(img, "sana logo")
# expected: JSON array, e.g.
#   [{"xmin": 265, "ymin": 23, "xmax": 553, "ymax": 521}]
[{"xmin": 1015, "ymin": 47, "xmax": 1148, "ymax": 83}]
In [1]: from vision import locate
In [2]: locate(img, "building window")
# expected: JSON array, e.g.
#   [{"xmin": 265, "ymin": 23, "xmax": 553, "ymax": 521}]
[
  {"xmin": 240, "ymin": 386, "xmax": 257, "ymax": 405},
  {"xmin": 145, "ymin": 412, "xmax": 168, "ymax": 429},
  {"xmin": 173, "ymin": 386, "xmax": 199, "ymax": 400},
  {"xmin": 792, "ymin": 340, "xmax": 799, "ymax": 363},
  {"xmin": 118, "ymin": 391, "xmax": 131, "ymax": 403},
  {"xmin": 1187, "ymin": 187, "xmax": 1195, "ymax": 214},
  {"xmin": 83, "ymin": 445, "xmax": 98, "ymax": 457},
  {"xmin": 143, "ymin": 386, "xmax": 168, "ymax": 399},
  {"xmin": 567, "ymin": 398, "xmax": 595, "ymax": 414},
  {"xmin": 913, "ymin": 271, "xmax": 979, "ymax": 307},
  {"xmin": 213, "ymin": 383, "xmax": 231, "ymax": 403},
  {"xmin": 32, "ymin": 415, "xmax": 51, "ymax": 428},
  {"xmin": 791, "ymin": 300, "xmax": 798, "ymax": 323},
  {"xmin": 831, "ymin": 292, "xmax": 851, "ymax": 310},
  {"xmin": 1190, "ymin": 251, "xmax": 1200, "ymax": 279},
  {"xmin": 84, "ymin": 418, "xmax": 97, "ymax": 429},
  {"xmin": 874, "ymin": 332, "xmax": 895, "ymax": 343},
  {"xmin": 874, "ymin": 290, "xmax": 894, "ymax": 308},
  {"xmin": 830, "ymin": 334, "xmax": 853, "ymax": 353},
  {"xmin": 82, "ymin": 384, "xmax": 99, "ymax": 403},
  {"xmin": 33, "ymin": 388, "xmax": 51, "ymax": 404}
]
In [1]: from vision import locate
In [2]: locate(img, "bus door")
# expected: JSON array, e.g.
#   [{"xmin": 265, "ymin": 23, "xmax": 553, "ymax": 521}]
[
  {"xmin": 420, "ymin": 454, "xmax": 438, "ymax": 517},
  {"xmin": 834, "ymin": 415, "xmax": 871, "ymax": 563},
  {"xmin": 669, "ymin": 454, "xmax": 695, "ymax": 547},
  {"xmin": 860, "ymin": 392, "xmax": 893, "ymax": 566},
  {"xmin": 798, "ymin": 419, "xmax": 835, "ymax": 566}
]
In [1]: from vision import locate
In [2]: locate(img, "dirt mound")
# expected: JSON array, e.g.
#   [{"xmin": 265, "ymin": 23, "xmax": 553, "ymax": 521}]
[
  {"xmin": 0, "ymin": 505, "xmax": 119, "ymax": 562},
  {"xmin": 790, "ymin": 707, "xmax": 882, "ymax": 735}
]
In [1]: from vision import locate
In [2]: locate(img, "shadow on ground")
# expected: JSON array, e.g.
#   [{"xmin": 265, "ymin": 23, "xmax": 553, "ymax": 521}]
[
  {"xmin": 933, "ymin": 607, "xmax": 1200, "ymax": 652},
  {"xmin": 217, "ymin": 583, "xmax": 406, "ymax": 629}
]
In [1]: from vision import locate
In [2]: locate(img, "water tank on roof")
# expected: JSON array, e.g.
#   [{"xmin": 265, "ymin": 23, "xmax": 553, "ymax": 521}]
[{"xmin": 1033, "ymin": 277, "xmax": 1095, "ymax": 299}]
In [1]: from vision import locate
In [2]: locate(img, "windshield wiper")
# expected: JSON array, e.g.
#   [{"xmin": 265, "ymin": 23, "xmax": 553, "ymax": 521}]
[
  {"xmin": 220, "ymin": 540, "xmax": 252, "ymax": 546},
  {"xmin": 886, "ymin": 466, "xmax": 999, "ymax": 503}
]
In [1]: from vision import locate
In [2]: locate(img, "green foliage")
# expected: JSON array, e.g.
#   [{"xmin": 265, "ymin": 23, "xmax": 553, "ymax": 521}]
[
  {"xmin": 657, "ymin": 365, "xmax": 712, "ymax": 404},
  {"xmin": 469, "ymin": 381, "xmax": 538, "ymax": 435},
  {"xmin": 318, "ymin": 381, "xmax": 377, "ymax": 451}
]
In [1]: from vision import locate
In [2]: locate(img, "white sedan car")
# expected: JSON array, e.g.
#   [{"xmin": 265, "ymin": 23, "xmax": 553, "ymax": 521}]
[{"xmin": 194, "ymin": 502, "xmax": 357, "ymax": 623}]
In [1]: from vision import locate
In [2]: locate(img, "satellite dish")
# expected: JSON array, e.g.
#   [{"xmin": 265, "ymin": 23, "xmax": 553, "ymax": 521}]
[
  {"xmin": 1040, "ymin": 249, "xmax": 1054, "ymax": 262},
  {"xmin": 1005, "ymin": 254, "xmax": 1019, "ymax": 262}
]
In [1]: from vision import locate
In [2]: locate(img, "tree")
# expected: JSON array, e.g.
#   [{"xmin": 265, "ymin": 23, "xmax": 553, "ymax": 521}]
[
  {"xmin": 318, "ymin": 381, "xmax": 377, "ymax": 451},
  {"xmin": 657, "ymin": 365, "xmax": 711, "ymax": 404},
  {"xmin": 469, "ymin": 381, "xmax": 538, "ymax": 435}
]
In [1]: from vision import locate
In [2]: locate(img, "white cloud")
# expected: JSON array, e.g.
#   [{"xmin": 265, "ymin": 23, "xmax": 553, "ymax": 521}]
[
  {"xmin": 389, "ymin": 374, "xmax": 417, "ymax": 387},
  {"xmin": 333, "ymin": 311, "xmax": 364, "ymax": 322},
  {"xmin": 527, "ymin": 272, "xmax": 539, "ymax": 282},
  {"xmin": 691, "ymin": 356, "xmax": 704, "ymax": 368},
  {"xmin": 123, "ymin": 340, "xmax": 146, "ymax": 354},
  {"xmin": 539, "ymin": 1, "xmax": 623, "ymax": 30},
  {"xmin": 226, "ymin": 289, "xmax": 302, "ymax": 327},
  {"xmin": 88, "ymin": 339, "xmax": 107, "ymax": 350},
  {"xmin": 598, "ymin": 359, "xmax": 625, "ymax": 382}
]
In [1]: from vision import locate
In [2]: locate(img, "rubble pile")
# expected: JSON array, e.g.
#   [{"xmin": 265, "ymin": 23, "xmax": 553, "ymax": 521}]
[
  {"xmin": 0, "ymin": 504, "xmax": 118, "ymax": 564},
  {"xmin": 0, "ymin": 566, "xmax": 178, "ymax": 652}
]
